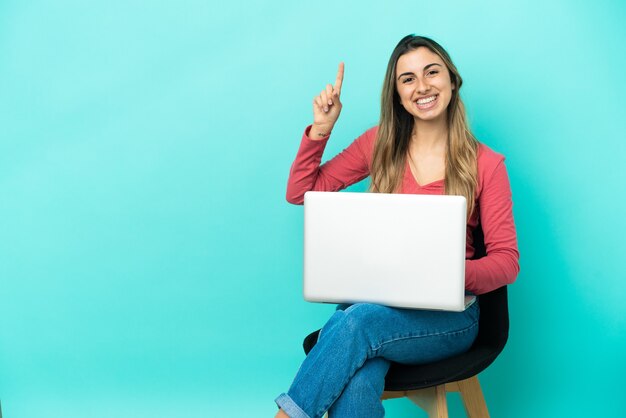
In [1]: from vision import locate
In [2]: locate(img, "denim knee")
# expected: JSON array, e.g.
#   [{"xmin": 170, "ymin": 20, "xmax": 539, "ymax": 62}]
[
  {"xmin": 317, "ymin": 304, "xmax": 386, "ymax": 362},
  {"xmin": 342, "ymin": 303, "xmax": 390, "ymax": 332}
]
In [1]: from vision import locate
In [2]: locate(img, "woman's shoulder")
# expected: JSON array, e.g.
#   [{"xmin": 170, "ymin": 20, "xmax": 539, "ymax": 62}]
[
  {"xmin": 477, "ymin": 142, "xmax": 506, "ymax": 176},
  {"xmin": 475, "ymin": 142, "xmax": 509, "ymax": 194},
  {"xmin": 350, "ymin": 125, "xmax": 379, "ymax": 156},
  {"xmin": 356, "ymin": 125, "xmax": 379, "ymax": 143}
]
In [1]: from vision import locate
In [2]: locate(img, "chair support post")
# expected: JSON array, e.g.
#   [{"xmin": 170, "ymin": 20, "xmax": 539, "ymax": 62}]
[
  {"xmin": 457, "ymin": 376, "xmax": 490, "ymax": 417},
  {"xmin": 382, "ymin": 375, "xmax": 490, "ymax": 418},
  {"xmin": 406, "ymin": 385, "xmax": 449, "ymax": 418}
]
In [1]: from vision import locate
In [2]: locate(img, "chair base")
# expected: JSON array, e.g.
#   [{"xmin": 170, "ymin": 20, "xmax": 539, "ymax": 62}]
[{"xmin": 382, "ymin": 376, "xmax": 490, "ymax": 418}]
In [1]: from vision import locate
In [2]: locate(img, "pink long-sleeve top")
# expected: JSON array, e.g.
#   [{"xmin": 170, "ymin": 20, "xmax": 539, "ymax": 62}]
[{"xmin": 287, "ymin": 125, "xmax": 520, "ymax": 295}]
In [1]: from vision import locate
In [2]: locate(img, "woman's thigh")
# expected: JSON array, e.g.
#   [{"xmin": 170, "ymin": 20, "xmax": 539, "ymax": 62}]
[{"xmin": 336, "ymin": 302, "xmax": 479, "ymax": 365}]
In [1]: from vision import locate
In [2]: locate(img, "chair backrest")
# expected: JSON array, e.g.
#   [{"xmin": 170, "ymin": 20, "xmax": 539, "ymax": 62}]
[
  {"xmin": 471, "ymin": 224, "xmax": 509, "ymax": 351},
  {"xmin": 476, "ymin": 286, "xmax": 509, "ymax": 350}
]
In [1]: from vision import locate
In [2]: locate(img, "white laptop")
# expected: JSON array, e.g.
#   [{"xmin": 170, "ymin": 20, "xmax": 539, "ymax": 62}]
[{"xmin": 303, "ymin": 191, "xmax": 476, "ymax": 312}]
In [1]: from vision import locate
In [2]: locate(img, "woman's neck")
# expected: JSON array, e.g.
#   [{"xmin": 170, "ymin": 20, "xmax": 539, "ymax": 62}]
[{"xmin": 410, "ymin": 119, "xmax": 448, "ymax": 153}]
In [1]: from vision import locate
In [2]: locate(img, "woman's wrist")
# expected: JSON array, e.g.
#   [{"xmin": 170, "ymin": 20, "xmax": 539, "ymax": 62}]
[{"xmin": 309, "ymin": 123, "xmax": 334, "ymax": 140}]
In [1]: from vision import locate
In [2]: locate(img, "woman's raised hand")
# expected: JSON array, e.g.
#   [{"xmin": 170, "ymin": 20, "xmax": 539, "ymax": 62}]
[{"xmin": 310, "ymin": 62, "xmax": 344, "ymax": 139}]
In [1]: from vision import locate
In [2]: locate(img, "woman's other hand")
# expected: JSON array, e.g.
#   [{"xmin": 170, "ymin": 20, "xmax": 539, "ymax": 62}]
[{"xmin": 310, "ymin": 62, "xmax": 344, "ymax": 140}]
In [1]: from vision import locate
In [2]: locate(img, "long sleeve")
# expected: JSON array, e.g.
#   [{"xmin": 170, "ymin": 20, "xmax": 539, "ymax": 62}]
[
  {"xmin": 286, "ymin": 125, "xmax": 375, "ymax": 205},
  {"xmin": 465, "ymin": 157, "xmax": 520, "ymax": 295}
]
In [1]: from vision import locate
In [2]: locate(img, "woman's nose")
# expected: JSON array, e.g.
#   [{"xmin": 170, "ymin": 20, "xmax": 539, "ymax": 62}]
[{"xmin": 417, "ymin": 77, "xmax": 431, "ymax": 94}]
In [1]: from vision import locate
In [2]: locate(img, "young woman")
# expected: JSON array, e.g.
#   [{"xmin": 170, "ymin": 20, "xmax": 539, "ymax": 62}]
[{"xmin": 275, "ymin": 35, "xmax": 519, "ymax": 418}]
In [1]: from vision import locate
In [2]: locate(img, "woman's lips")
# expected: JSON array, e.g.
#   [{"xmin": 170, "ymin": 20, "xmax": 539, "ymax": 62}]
[{"xmin": 414, "ymin": 94, "xmax": 438, "ymax": 110}]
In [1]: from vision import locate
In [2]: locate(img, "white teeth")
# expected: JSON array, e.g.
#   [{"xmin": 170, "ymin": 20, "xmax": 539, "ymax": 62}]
[{"xmin": 416, "ymin": 95, "xmax": 437, "ymax": 104}]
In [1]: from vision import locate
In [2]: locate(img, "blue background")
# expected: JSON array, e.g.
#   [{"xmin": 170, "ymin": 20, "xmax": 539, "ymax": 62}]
[{"xmin": 1, "ymin": 0, "xmax": 625, "ymax": 417}]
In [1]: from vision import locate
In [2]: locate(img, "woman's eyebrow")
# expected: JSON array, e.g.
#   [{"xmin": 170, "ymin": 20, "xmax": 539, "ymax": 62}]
[
  {"xmin": 423, "ymin": 63, "xmax": 442, "ymax": 71},
  {"xmin": 397, "ymin": 72, "xmax": 415, "ymax": 80},
  {"xmin": 397, "ymin": 63, "xmax": 443, "ymax": 80}
]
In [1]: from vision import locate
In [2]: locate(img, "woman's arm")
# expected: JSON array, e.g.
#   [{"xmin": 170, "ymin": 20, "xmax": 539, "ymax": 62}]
[
  {"xmin": 465, "ymin": 158, "xmax": 520, "ymax": 295},
  {"xmin": 286, "ymin": 63, "xmax": 373, "ymax": 204},
  {"xmin": 285, "ymin": 126, "xmax": 374, "ymax": 204}
]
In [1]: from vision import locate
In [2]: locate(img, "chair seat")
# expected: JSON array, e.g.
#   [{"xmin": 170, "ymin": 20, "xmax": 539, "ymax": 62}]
[
  {"xmin": 303, "ymin": 330, "xmax": 502, "ymax": 392},
  {"xmin": 383, "ymin": 345, "xmax": 500, "ymax": 391}
]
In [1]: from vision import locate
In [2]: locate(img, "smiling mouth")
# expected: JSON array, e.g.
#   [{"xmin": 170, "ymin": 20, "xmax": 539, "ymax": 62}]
[{"xmin": 414, "ymin": 94, "xmax": 438, "ymax": 109}]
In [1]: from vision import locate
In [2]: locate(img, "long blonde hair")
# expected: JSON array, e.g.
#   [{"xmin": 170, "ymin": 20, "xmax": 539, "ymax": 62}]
[{"xmin": 370, "ymin": 35, "xmax": 479, "ymax": 219}]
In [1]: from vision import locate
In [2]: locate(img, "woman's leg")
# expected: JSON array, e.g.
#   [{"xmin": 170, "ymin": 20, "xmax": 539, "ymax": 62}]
[
  {"xmin": 275, "ymin": 358, "xmax": 389, "ymax": 418},
  {"xmin": 274, "ymin": 302, "xmax": 479, "ymax": 418},
  {"xmin": 326, "ymin": 357, "xmax": 389, "ymax": 418}
]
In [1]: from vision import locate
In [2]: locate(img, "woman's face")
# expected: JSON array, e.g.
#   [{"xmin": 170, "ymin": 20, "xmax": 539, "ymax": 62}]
[{"xmin": 395, "ymin": 47, "xmax": 454, "ymax": 124}]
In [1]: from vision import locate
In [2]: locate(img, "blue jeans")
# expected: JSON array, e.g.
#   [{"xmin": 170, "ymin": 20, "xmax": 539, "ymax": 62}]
[{"xmin": 275, "ymin": 301, "xmax": 479, "ymax": 418}]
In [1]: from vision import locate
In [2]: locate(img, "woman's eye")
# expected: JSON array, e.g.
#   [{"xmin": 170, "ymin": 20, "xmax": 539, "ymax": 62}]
[
  {"xmin": 402, "ymin": 77, "xmax": 414, "ymax": 84},
  {"xmin": 427, "ymin": 70, "xmax": 439, "ymax": 76}
]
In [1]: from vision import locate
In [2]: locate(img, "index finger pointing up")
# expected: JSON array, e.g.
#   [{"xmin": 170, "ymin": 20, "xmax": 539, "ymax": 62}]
[{"xmin": 334, "ymin": 62, "xmax": 344, "ymax": 94}]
